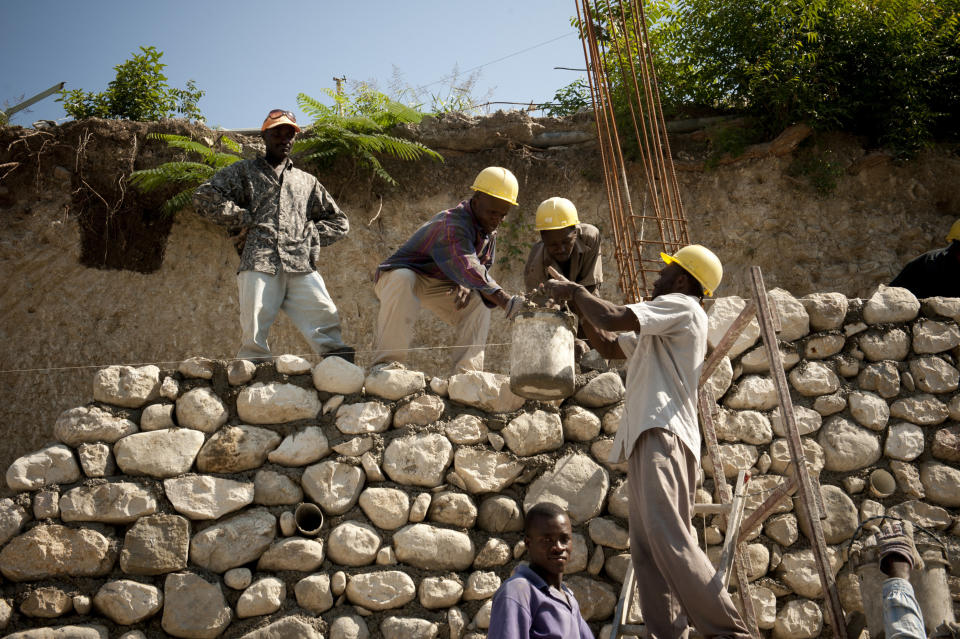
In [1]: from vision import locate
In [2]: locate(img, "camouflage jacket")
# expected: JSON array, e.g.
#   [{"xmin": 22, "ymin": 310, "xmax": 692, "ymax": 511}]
[{"xmin": 193, "ymin": 157, "xmax": 349, "ymax": 274}]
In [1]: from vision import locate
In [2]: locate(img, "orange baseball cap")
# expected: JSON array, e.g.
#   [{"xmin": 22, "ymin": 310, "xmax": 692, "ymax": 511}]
[{"xmin": 261, "ymin": 109, "xmax": 301, "ymax": 133}]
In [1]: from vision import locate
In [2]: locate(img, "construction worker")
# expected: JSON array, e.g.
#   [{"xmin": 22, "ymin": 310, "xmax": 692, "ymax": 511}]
[
  {"xmin": 890, "ymin": 218, "xmax": 960, "ymax": 298},
  {"xmin": 545, "ymin": 245, "xmax": 751, "ymax": 639},
  {"xmin": 524, "ymin": 197, "xmax": 603, "ymax": 357},
  {"xmin": 193, "ymin": 109, "xmax": 354, "ymax": 362},
  {"xmin": 372, "ymin": 167, "xmax": 524, "ymax": 373},
  {"xmin": 488, "ymin": 502, "xmax": 594, "ymax": 639}
]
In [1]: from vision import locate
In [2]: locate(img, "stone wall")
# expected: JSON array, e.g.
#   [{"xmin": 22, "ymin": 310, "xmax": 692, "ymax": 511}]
[{"xmin": 0, "ymin": 285, "xmax": 957, "ymax": 638}]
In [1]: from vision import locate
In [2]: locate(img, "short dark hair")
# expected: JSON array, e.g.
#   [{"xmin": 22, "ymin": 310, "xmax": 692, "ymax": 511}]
[{"xmin": 524, "ymin": 502, "xmax": 569, "ymax": 535}]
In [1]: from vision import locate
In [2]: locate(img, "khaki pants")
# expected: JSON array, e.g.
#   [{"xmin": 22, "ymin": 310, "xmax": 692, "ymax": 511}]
[
  {"xmin": 627, "ymin": 428, "xmax": 751, "ymax": 639},
  {"xmin": 373, "ymin": 268, "xmax": 491, "ymax": 374},
  {"xmin": 237, "ymin": 270, "xmax": 346, "ymax": 360}
]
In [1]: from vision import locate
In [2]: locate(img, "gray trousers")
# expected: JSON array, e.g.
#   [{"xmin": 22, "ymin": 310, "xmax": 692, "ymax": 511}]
[
  {"xmin": 627, "ymin": 428, "xmax": 751, "ymax": 639},
  {"xmin": 237, "ymin": 270, "xmax": 346, "ymax": 360}
]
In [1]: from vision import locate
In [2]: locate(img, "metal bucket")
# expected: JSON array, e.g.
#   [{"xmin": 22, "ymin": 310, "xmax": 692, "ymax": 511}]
[{"xmin": 509, "ymin": 308, "xmax": 576, "ymax": 400}]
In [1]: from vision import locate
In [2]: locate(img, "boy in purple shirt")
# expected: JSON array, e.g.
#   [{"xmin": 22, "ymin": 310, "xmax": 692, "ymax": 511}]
[{"xmin": 488, "ymin": 502, "xmax": 594, "ymax": 639}]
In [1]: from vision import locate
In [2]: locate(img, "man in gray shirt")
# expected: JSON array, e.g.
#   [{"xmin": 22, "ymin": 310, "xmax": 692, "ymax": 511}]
[
  {"xmin": 194, "ymin": 109, "xmax": 353, "ymax": 362},
  {"xmin": 546, "ymin": 245, "xmax": 749, "ymax": 639}
]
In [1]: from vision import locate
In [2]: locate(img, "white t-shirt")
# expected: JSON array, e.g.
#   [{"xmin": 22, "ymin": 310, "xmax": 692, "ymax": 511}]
[{"xmin": 609, "ymin": 293, "xmax": 708, "ymax": 463}]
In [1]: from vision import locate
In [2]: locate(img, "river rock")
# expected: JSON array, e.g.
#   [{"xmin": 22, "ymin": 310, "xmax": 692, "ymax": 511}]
[
  {"xmin": 708, "ymin": 543, "xmax": 768, "ymax": 585},
  {"xmin": 478, "ymin": 495, "xmax": 524, "ymax": 532},
  {"xmin": 818, "ymin": 416, "xmax": 881, "ymax": 471},
  {"xmin": 566, "ymin": 575, "xmax": 617, "ymax": 621},
  {"xmin": 795, "ymin": 485, "xmax": 857, "ymax": 544},
  {"xmin": 419, "ymin": 576, "xmax": 463, "ymax": 608},
  {"xmin": 394, "ymin": 394, "xmax": 444, "ymax": 427},
  {"xmin": 777, "ymin": 548, "xmax": 841, "ymax": 598},
  {"xmin": 409, "ymin": 493, "xmax": 431, "ymax": 522},
  {"xmin": 329, "ymin": 614, "xmax": 369, "ymax": 639},
  {"xmin": 93, "ymin": 365, "xmax": 160, "ymax": 408},
  {"xmin": 455, "ymin": 448, "xmax": 525, "ymax": 495},
  {"xmin": 858, "ymin": 361, "xmax": 901, "ymax": 398},
  {"xmin": 922, "ymin": 297, "xmax": 960, "ymax": 321},
  {"xmin": 393, "ymin": 524, "xmax": 474, "ymax": 570},
  {"xmin": 463, "ymin": 571, "xmax": 501, "ymax": 600},
  {"xmin": 327, "ymin": 522, "xmax": 381, "ymax": 566},
  {"xmin": 707, "ymin": 296, "xmax": 760, "ymax": 357},
  {"xmin": 847, "ymin": 391, "xmax": 890, "ymax": 431},
  {"xmin": 302, "ymin": 460, "xmax": 365, "ymax": 515},
  {"xmin": 703, "ymin": 443, "xmax": 758, "ymax": 479},
  {"xmin": 236, "ymin": 577, "xmax": 284, "ymax": 618},
  {"xmin": 773, "ymin": 599, "xmax": 822, "ymax": 639},
  {"xmin": 267, "ymin": 426, "xmax": 329, "ymax": 466},
  {"xmin": 864, "ymin": 285, "xmax": 919, "ymax": 323},
  {"xmin": 767, "ymin": 288, "xmax": 810, "ymax": 341},
  {"xmin": 445, "ymin": 414, "xmax": 487, "ymax": 444},
  {"xmin": 113, "ymin": 429, "xmax": 204, "ymax": 478},
  {"xmin": 227, "ymin": 359, "xmax": 255, "ymax": 385},
  {"xmin": 6, "ymin": 444, "xmax": 81, "ymax": 491},
  {"xmin": 252, "ymin": 469, "xmax": 301, "ymax": 505},
  {"xmin": 237, "ymin": 382, "xmax": 320, "ymax": 423},
  {"xmin": 887, "ymin": 500, "xmax": 953, "ymax": 530},
  {"xmin": 768, "ymin": 438, "xmax": 824, "ymax": 475},
  {"xmin": 0, "ymin": 499, "xmax": 27, "ymax": 546},
  {"xmin": 196, "ymin": 425, "xmax": 281, "ymax": 473},
  {"xmin": 919, "ymin": 462, "xmax": 960, "ymax": 507},
  {"xmin": 383, "ymin": 432, "xmax": 453, "ymax": 487},
  {"xmin": 859, "ymin": 328, "xmax": 910, "ymax": 361},
  {"xmin": 890, "ymin": 393, "xmax": 949, "ymax": 425},
  {"xmin": 891, "ymin": 460, "xmax": 925, "ymax": 498},
  {"xmin": 77, "ymin": 442, "xmax": 114, "ymax": 478},
  {"xmin": 448, "ymin": 371, "xmax": 525, "ymax": 413},
  {"xmin": 912, "ymin": 318, "xmax": 960, "ymax": 353},
  {"xmin": 563, "ymin": 406, "xmax": 601, "ymax": 441},
  {"xmin": 358, "ymin": 487, "xmax": 410, "ymax": 529},
  {"xmin": 788, "ymin": 361, "xmax": 840, "ymax": 396},
  {"xmin": 190, "ymin": 509, "xmax": 276, "ymax": 572},
  {"xmin": 502, "ymin": 410, "xmax": 563, "ymax": 455},
  {"xmin": 381, "ymin": 617, "xmax": 438, "ymax": 639},
  {"xmin": 741, "ymin": 344, "xmax": 800, "ymax": 374},
  {"xmin": 60, "ymin": 482, "xmax": 156, "ymax": 523},
  {"xmin": 574, "ymin": 372, "xmax": 625, "ymax": 407},
  {"xmin": 717, "ymin": 409, "xmax": 773, "ymax": 444},
  {"xmin": 345, "ymin": 571, "xmax": 416, "ymax": 610},
  {"xmin": 120, "ymin": 513, "xmax": 190, "ymax": 575},
  {"xmin": 21, "ymin": 587, "xmax": 72, "ymax": 618},
  {"xmin": 0, "ymin": 525, "xmax": 115, "ymax": 580},
  {"xmin": 365, "ymin": 368, "xmax": 425, "ymax": 400},
  {"xmin": 765, "ymin": 514, "xmax": 799, "ymax": 547},
  {"xmin": 312, "ymin": 357, "xmax": 365, "ymax": 394},
  {"xmin": 910, "ymin": 356, "xmax": 959, "ymax": 393},
  {"xmin": 295, "ymin": 574, "xmax": 333, "ymax": 614},
  {"xmin": 524, "ymin": 453, "xmax": 609, "ymax": 524},
  {"xmin": 884, "ymin": 422, "xmax": 925, "ymax": 461},
  {"xmin": 802, "ymin": 292, "xmax": 848, "ymax": 331},
  {"xmin": 724, "ymin": 375, "xmax": 778, "ymax": 410},
  {"xmin": 55, "ymin": 405, "xmax": 137, "ymax": 446},
  {"xmin": 224, "ymin": 568, "xmax": 252, "ymax": 590},
  {"xmin": 164, "ymin": 476, "xmax": 254, "ymax": 519},
  {"xmin": 240, "ymin": 618, "xmax": 321, "ymax": 639},
  {"xmin": 336, "ymin": 401, "xmax": 392, "ymax": 434},
  {"xmin": 474, "ymin": 538, "xmax": 512, "ymax": 569},
  {"xmin": 804, "ymin": 334, "xmax": 846, "ymax": 360},
  {"xmin": 93, "ymin": 580, "xmax": 162, "ymax": 624},
  {"xmin": 141, "ymin": 404, "xmax": 175, "ymax": 431},
  {"xmin": 771, "ymin": 405, "xmax": 822, "ymax": 437},
  {"xmin": 426, "ymin": 491, "xmax": 475, "ymax": 527},
  {"xmin": 161, "ymin": 572, "xmax": 231, "ymax": 639},
  {"xmin": 932, "ymin": 425, "xmax": 960, "ymax": 462},
  {"xmin": 175, "ymin": 388, "xmax": 227, "ymax": 433},
  {"xmin": 588, "ymin": 517, "xmax": 629, "ymax": 549}
]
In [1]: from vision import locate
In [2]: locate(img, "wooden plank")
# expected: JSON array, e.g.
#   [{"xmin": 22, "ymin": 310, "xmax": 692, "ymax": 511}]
[
  {"xmin": 738, "ymin": 475, "xmax": 799, "ymax": 543},
  {"xmin": 750, "ymin": 266, "xmax": 847, "ymax": 639},
  {"xmin": 700, "ymin": 300, "xmax": 756, "ymax": 386}
]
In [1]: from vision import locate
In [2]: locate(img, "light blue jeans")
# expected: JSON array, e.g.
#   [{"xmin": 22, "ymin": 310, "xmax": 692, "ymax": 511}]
[
  {"xmin": 883, "ymin": 578, "xmax": 925, "ymax": 639},
  {"xmin": 237, "ymin": 270, "xmax": 346, "ymax": 359}
]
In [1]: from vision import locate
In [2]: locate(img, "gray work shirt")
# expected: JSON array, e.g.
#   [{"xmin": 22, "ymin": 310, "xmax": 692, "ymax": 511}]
[
  {"xmin": 193, "ymin": 157, "xmax": 349, "ymax": 275},
  {"xmin": 610, "ymin": 293, "xmax": 707, "ymax": 463}
]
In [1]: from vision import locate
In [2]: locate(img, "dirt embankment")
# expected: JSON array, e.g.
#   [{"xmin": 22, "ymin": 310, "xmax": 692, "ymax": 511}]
[{"xmin": 0, "ymin": 113, "xmax": 957, "ymax": 490}]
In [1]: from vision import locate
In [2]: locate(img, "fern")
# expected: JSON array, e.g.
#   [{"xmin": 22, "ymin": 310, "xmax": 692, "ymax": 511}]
[
  {"xmin": 295, "ymin": 90, "xmax": 442, "ymax": 185},
  {"xmin": 130, "ymin": 134, "xmax": 243, "ymax": 215}
]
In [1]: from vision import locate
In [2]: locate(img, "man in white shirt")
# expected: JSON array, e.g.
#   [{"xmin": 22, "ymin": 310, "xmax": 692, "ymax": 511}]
[{"xmin": 545, "ymin": 245, "xmax": 749, "ymax": 639}]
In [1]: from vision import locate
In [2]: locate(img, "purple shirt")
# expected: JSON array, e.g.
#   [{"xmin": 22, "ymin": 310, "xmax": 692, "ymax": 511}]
[
  {"xmin": 376, "ymin": 199, "xmax": 501, "ymax": 298},
  {"xmin": 488, "ymin": 565, "xmax": 594, "ymax": 639}
]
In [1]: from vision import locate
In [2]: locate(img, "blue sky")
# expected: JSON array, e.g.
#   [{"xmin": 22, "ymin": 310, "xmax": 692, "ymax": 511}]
[{"xmin": 1, "ymin": 1, "xmax": 587, "ymax": 129}]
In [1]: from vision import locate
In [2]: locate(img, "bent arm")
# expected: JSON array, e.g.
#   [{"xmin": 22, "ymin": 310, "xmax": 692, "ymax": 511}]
[
  {"xmin": 193, "ymin": 164, "xmax": 251, "ymax": 228},
  {"xmin": 309, "ymin": 182, "xmax": 350, "ymax": 246}
]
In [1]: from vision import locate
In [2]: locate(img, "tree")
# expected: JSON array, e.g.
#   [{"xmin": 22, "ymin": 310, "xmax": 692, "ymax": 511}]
[{"xmin": 59, "ymin": 46, "xmax": 204, "ymax": 122}]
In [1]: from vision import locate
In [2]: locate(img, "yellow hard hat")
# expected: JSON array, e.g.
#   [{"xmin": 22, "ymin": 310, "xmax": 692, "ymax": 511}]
[
  {"xmin": 661, "ymin": 244, "xmax": 723, "ymax": 296},
  {"xmin": 471, "ymin": 167, "xmax": 519, "ymax": 206},
  {"xmin": 535, "ymin": 197, "xmax": 580, "ymax": 231},
  {"xmin": 947, "ymin": 219, "xmax": 960, "ymax": 242}
]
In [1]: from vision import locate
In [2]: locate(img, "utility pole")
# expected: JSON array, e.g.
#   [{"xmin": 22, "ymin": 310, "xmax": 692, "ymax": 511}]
[{"xmin": 332, "ymin": 76, "xmax": 346, "ymax": 115}]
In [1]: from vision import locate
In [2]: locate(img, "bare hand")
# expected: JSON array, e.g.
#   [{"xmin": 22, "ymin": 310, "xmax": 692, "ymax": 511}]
[{"xmin": 448, "ymin": 285, "xmax": 471, "ymax": 310}]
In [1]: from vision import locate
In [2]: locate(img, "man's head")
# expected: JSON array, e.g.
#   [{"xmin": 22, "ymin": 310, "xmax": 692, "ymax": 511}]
[
  {"xmin": 469, "ymin": 167, "xmax": 518, "ymax": 233},
  {"xmin": 654, "ymin": 244, "xmax": 723, "ymax": 299},
  {"xmin": 524, "ymin": 502, "xmax": 573, "ymax": 579},
  {"xmin": 535, "ymin": 197, "xmax": 580, "ymax": 263},
  {"xmin": 261, "ymin": 109, "xmax": 301, "ymax": 163}
]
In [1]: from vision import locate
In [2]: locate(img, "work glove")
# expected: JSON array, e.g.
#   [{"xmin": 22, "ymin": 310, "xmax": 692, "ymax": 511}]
[
  {"xmin": 875, "ymin": 520, "xmax": 923, "ymax": 571},
  {"xmin": 504, "ymin": 295, "xmax": 525, "ymax": 321}
]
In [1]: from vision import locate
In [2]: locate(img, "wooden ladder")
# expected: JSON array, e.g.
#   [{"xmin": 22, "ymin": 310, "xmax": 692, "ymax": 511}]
[{"xmin": 609, "ymin": 266, "xmax": 847, "ymax": 639}]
